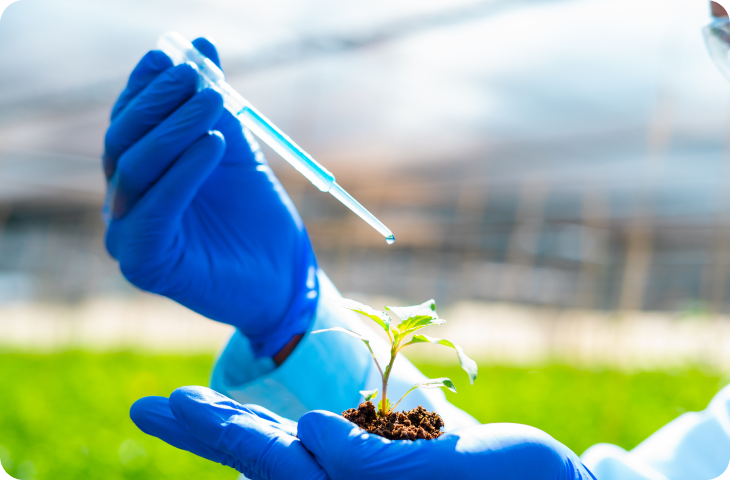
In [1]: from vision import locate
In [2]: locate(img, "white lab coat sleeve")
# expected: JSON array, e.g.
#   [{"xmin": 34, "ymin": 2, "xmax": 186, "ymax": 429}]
[
  {"xmin": 581, "ymin": 383, "xmax": 730, "ymax": 480},
  {"xmin": 209, "ymin": 269, "xmax": 479, "ymax": 430}
]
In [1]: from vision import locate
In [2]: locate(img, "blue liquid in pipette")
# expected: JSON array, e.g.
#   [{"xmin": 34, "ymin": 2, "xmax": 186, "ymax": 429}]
[
  {"xmin": 237, "ymin": 106, "xmax": 396, "ymax": 244},
  {"xmin": 237, "ymin": 107, "xmax": 335, "ymax": 187}
]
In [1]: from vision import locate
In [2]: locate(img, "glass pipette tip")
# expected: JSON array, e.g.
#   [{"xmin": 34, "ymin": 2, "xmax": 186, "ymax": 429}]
[{"xmin": 157, "ymin": 32, "xmax": 394, "ymax": 244}]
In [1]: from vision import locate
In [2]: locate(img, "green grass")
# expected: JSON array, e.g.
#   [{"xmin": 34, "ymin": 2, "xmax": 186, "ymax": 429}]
[
  {"xmin": 418, "ymin": 362, "xmax": 727, "ymax": 455},
  {"xmin": 0, "ymin": 352, "xmax": 235, "ymax": 480},
  {"xmin": 0, "ymin": 352, "xmax": 726, "ymax": 479}
]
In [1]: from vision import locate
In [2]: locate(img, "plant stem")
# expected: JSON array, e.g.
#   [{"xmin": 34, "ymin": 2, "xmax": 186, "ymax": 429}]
[{"xmin": 380, "ymin": 344, "xmax": 397, "ymax": 415}]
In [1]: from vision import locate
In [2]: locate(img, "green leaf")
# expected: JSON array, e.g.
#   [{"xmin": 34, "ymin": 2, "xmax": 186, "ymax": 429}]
[
  {"xmin": 414, "ymin": 377, "xmax": 457, "ymax": 393},
  {"xmin": 359, "ymin": 388, "xmax": 378, "ymax": 402},
  {"xmin": 386, "ymin": 299, "xmax": 437, "ymax": 323},
  {"xmin": 403, "ymin": 334, "xmax": 478, "ymax": 384},
  {"xmin": 395, "ymin": 316, "xmax": 446, "ymax": 338},
  {"xmin": 327, "ymin": 297, "xmax": 391, "ymax": 333},
  {"xmin": 386, "ymin": 299, "xmax": 445, "ymax": 338}
]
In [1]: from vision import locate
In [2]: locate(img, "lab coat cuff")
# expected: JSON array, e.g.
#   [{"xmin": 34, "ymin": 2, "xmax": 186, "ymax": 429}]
[{"xmin": 209, "ymin": 270, "xmax": 375, "ymax": 420}]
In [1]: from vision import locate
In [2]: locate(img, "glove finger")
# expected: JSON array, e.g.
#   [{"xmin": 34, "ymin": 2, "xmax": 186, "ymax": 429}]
[
  {"xmin": 131, "ymin": 130, "xmax": 225, "ymax": 221},
  {"xmin": 130, "ymin": 396, "xmax": 237, "ymax": 467},
  {"xmin": 169, "ymin": 386, "xmax": 328, "ymax": 480},
  {"xmin": 111, "ymin": 50, "xmax": 173, "ymax": 122},
  {"xmin": 192, "ymin": 37, "xmax": 222, "ymax": 69},
  {"xmin": 212, "ymin": 108, "xmax": 267, "ymax": 167},
  {"xmin": 110, "ymin": 87, "xmax": 224, "ymax": 219},
  {"xmin": 104, "ymin": 63, "xmax": 198, "ymax": 179}
]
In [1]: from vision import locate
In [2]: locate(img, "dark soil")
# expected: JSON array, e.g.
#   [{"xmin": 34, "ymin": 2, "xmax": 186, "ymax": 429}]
[{"xmin": 341, "ymin": 401, "xmax": 444, "ymax": 440}]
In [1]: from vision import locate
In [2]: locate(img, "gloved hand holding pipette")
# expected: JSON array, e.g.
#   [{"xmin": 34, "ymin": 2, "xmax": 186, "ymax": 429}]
[{"xmin": 103, "ymin": 37, "xmax": 318, "ymax": 358}]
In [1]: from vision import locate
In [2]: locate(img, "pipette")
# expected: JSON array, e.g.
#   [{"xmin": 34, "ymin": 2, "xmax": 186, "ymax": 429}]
[{"xmin": 157, "ymin": 32, "xmax": 395, "ymax": 244}]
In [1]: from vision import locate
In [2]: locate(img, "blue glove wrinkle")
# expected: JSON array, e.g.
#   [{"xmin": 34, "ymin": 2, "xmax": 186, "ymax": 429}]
[
  {"xmin": 104, "ymin": 63, "xmax": 198, "ymax": 178},
  {"xmin": 242, "ymin": 404, "xmax": 299, "ymax": 436},
  {"xmin": 110, "ymin": 87, "xmax": 224, "ymax": 220},
  {"xmin": 130, "ymin": 131, "xmax": 227, "ymax": 221},
  {"xmin": 111, "ymin": 50, "xmax": 173, "ymax": 122},
  {"xmin": 106, "ymin": 131, "xmax": 225, "ymax": 267}
]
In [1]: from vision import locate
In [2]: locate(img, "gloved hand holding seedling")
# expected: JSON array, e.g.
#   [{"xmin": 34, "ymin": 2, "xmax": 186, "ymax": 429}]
[{"xmin": 313, "ymin": 298, "xmax": 477, "ymax": 440}]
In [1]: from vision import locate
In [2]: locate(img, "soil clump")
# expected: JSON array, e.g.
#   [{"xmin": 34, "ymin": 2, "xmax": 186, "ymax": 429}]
[{"xmin": 341, "ymin": 401, "xmax": 444, "ymax": 440}]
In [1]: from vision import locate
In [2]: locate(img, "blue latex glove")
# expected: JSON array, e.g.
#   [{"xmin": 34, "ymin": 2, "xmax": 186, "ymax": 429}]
[
  {"xmin": 103, "ymin": 38, "xmax": 318, "ymax": 357},
  {"xmin": 131, "ymin": 387, "xmax": 327, "ymax": 480},
  {"xmin": 131, "ymin": 386, "xmax": 596, "ymax": 480}
]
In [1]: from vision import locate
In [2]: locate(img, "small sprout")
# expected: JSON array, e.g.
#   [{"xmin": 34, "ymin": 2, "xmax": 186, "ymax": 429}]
[
  {"xmin": 315, "ymin": 297, "xmax": 477, "ymax": 417},
  {"xmin": 360, "ymin": 388, "xmax": 378, "ymax": 402}
]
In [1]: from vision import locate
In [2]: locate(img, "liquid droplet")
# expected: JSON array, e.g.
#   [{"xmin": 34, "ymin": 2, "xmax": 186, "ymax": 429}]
[{"xmin": 386, "ymin": 235, "xmax": 395, "ymax": 245}]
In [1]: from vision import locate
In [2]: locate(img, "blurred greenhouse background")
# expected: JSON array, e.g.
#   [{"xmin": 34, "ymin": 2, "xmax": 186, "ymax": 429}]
[
  {"xmin": 3, "ymin": 0, "xmax": 730, "ymax": 477},
  {"xmin": 3, "ymin": 0, "xmax": 730, "ymax": 359}
]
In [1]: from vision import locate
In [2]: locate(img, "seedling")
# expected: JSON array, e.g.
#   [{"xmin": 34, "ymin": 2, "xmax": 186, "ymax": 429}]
[{"xmin": 313, "ymin": 297, "xmax": 477, "ymax": 421}]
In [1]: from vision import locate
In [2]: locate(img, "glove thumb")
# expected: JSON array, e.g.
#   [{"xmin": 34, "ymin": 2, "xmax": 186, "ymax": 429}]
[{"xmin": 298, "ymin": 410, "xmax": 418, "ymax": 479}]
